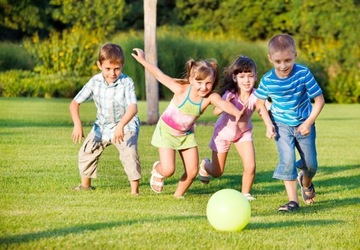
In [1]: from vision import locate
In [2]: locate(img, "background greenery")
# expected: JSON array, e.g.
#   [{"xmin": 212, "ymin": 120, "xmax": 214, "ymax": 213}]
[
  {"xmin": 0, "ymin": 98, "xmax": 359, "ymax": 249},
  {"xmin": 0, "ymin": 0, "xmax": 359, "ymax": 103}
]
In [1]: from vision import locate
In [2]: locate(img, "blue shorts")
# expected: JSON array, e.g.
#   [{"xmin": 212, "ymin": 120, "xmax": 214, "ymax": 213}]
[{"xmin": 273, "ymin": 123, "xmax": 318, "ymax": 181}]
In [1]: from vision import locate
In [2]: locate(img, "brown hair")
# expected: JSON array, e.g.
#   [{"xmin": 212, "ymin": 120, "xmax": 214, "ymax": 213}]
[
  {"xmin": 268, "ymin": 34, "xmax": 296, "ymax": 55},
  {"xmin": 98, "ymin": 43, "xmax": 125, "ymax": 65},
  {"xmin": 218, "ymin": 55, "xmax": 257, "ymax": 96},
  {"xmin": 179, "ymin": 59, "xmax": 219, "ymax": 91}
]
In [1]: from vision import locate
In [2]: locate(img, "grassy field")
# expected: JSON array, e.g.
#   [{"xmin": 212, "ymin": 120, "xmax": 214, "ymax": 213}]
[{"xmin": 0, "ymin": 98, "xmax": 359, "ymax": 249}]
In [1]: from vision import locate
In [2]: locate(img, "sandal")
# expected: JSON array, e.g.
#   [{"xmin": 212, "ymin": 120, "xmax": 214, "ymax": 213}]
[
  {"xmin": 278, "ymin": 201, "xmax": 299, "ymax": 212},
  {"xmin": 198, "ymin": 158, "xmax": 211, "ymax": 184},
  {"xmin": 73, "ymin": 185, "xmax": 95, "ymax": 191},
  {"xmin": 297, "ymin": 171, "xmax": 316, "ymax": 204},
  {"xmin": 150, "ymin": 161, "xmax": 164, "ymax": 193}
]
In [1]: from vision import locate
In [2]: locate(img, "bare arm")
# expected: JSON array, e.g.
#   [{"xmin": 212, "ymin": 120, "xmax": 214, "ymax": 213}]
[
  {"xmin": 131, "ymin": 48, "xmax": 182, "ymax": 93},
  {"xmin": 69, "ymin": 100, "xmax": 84, "ymax": 144},
  {"xmin": 297, "ymin": 94, "xmax": 325, "ymax": 135},
  {"xmin": 256, "ymin": 99, "xmax": 276, "ymax": 139},
  {"xmin": 208, "ymin": 93, "xmax": 245, "ymax": 122},
  {"xmin": 113, "ymin": 104, "xmax": 138, "ymax": 143},
  {"xmin": 213, "ymin": 93, "xmax": 235, "ymax": 116}
]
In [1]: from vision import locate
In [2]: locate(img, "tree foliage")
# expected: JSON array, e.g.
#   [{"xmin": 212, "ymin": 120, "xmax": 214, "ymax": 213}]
[
  {"xmin": 0, "ymin": 0, "xmax": 359, "ymax": 102},
  {"xmin": 50, "ymin": 0, "xmax": 126, "ymax": 36}
]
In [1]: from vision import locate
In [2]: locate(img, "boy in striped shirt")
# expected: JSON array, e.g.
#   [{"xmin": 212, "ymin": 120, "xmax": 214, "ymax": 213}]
[{"xmin": 255, "ymin": 34, "xmax": 325, "ymax": 212}]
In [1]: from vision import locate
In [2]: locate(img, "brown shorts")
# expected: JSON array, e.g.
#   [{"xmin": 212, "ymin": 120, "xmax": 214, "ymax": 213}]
[{"xmin": 78, "ymin": 131, "xmax": 141, "ymax": 181}]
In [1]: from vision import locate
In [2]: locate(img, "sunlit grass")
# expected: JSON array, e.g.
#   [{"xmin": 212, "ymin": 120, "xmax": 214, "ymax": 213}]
[{"xmin": 0, "ymin": 98, "xmax": 359, "ymax": 249}]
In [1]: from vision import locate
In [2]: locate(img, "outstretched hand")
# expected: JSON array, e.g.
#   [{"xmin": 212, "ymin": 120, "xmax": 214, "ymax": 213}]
[{"xmin": 131, "ymin": 48, "xmax": 145, "ymax": 63}]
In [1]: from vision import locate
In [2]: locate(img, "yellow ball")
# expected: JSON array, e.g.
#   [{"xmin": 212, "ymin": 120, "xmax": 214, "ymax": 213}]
[{"xmin": 206, "ymin": 189, "xmax": 251, "ymax": 231}]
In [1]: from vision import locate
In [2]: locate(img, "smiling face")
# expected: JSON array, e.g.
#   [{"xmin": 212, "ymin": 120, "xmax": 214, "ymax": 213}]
[
  {"xmin": 97, "ymin": 59, "xmax": 123, "ymax": 84},
  {"xmin": 190, "ymin": 74, "xmax": 215, "ymax": 97},
  {"xmin": 268, "ymin": 49, "xmax": 297, "ymax": 79},
  {"xmin": 233, "ymin": 70, "xmax": 256, "ymax": 93}
]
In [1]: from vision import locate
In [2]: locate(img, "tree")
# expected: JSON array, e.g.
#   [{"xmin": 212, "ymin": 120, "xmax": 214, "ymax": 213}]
[{"xmin": 144, "ymin": 0, "xmax": 159, "ymax": 124}]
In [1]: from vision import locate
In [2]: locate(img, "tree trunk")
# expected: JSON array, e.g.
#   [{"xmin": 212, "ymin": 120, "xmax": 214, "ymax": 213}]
[{"xmin": 144, "ymin": 0, "xmax": 159, "ymax": 125}]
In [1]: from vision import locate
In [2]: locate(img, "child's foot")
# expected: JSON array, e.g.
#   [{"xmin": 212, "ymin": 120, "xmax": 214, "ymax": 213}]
[
  {"xmin": 73, "ymin": 185, "xmax": 95, "ymax": 191},
  {"xmin": 278, "ymin": 201, "xmax": 300, "ymax": 212},
  {"xmin": 198, "ymin": 158, "xmax": 211, "ymax": 184},
  {"xmin": 150, "ymin": 161, "xmax": 164, "ymax": 193},
  {"xmin": 242, "ymin": 193, "xmax": 256, "ymax": 201},
  {"xmin": 297, "ymin": 171, "xmax": 316, "ymax": 204}
]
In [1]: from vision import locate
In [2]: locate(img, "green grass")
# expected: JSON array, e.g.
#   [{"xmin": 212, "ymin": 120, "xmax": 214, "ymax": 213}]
[{"xmin": 0, "ymin": 98, "xmax": 359, "ymax": 249}]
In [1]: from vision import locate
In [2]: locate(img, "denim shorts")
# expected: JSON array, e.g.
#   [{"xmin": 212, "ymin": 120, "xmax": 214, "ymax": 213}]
[{"xmin": 273, "ymin": 122, "xmax": 318, "ymax": 181}]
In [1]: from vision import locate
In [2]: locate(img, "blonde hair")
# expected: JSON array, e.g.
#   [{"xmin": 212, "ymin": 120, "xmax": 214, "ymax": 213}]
[
  {"xmin": 178, "ymin": 59, "xmax": 219, "ymax": 91},
  {"xmin": 98, "ymin": 43, "xmax": 124, "ymax": 65},
  {"xmin": 268, "ymin": 34, "xmax": 296, "ymax": 55}
]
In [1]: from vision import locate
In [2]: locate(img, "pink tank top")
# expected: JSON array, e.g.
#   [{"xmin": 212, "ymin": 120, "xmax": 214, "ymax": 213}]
[{"xmin": 161, "ymin": 86, "xmax": 203, "ymax": 135}]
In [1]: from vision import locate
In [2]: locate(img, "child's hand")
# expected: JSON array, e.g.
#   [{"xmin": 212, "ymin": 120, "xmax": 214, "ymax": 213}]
[
  {"xmin": 131, "ymin": 48, "xmax": 145, "ymax": 62},
  {"xmin": 71, "ymin": 125, "xmax": 84, "ymax": 144},
  {"xmin": 296, "ymin": 122, "xmax": 311, "ymax": 136},
  {"xmin": 266, "ymin": 125, "xmax": 276, "ymax": 139},
  {"xmin": 113, "ymin": 125, "xmax": 124, "ymax": 143}
]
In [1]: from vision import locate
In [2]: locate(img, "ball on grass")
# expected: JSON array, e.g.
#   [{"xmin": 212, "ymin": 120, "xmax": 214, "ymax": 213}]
[{"xmin": 206, "ymin": 189, "xmax": 251, "ymax": 231}]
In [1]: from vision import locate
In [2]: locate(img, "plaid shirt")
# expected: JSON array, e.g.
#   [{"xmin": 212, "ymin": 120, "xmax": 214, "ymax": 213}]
[{"xmin": 74, "ymin": 73, "xmax": 140, "ymax": 141}]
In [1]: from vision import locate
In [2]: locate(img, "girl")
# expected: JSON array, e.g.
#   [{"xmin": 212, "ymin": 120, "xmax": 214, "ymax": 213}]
[
  {"xmin": 198, "ymin": 56, "xmax": 275, "ymax": 200},
  {"xmin": 131, "ymin": 48, "xmax": 244, "ymax": 198}
]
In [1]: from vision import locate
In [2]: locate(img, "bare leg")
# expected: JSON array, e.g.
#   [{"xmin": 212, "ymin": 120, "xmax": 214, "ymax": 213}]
[
  {"xmin": 174, "ymin": 147, "xmax": 199, "ymax": 197},
  {"xmin": 130, "ymin": 179, "xmax": 139, "ymax": 195},
  {"xmin": 284, "ymin": 180, "xmax": 299, "ymax": 203},
  {"xmin": 81, "ymin": 176, "xmax": 91, "ymax": 188},
  {"xmin": 208, "ymin": 150, "xmax": 228, "ymax": 177},
  {"xmin": 150, "ymin": 148, "xmax": 176, "ymax": 192},
  {"xmin": 234, "ymin": 141, "xmax": 255, "ymax": 194}
]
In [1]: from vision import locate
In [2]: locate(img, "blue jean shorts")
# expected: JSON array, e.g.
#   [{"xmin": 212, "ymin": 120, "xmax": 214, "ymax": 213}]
[{"xmin": 273, "ymin": 122, "xmax": 318, "ymax": 181}]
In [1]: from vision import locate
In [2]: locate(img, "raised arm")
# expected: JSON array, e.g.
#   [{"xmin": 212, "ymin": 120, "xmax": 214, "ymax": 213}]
[{"xmin": 131, "ymin": 48, "xmax": 180, "ymax": 93}]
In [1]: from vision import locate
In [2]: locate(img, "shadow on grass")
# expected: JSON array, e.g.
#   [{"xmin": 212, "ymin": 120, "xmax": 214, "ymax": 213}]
[
  {"xmin": 0, "ymin": 216, "xmax": 195, "ymax": 245},
  {"xmin": 190, "ymin": 164, "xmax": 360, "ymax": 195},
  {"xmin": 247, "ymin": 218, "xmax": 343, "ymax": 230}
]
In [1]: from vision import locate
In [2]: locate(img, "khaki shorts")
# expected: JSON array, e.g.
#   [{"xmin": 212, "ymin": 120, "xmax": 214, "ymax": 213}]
[{"xmin": 78, "ymin": 131, "xmax": 141, "ymax": 181}]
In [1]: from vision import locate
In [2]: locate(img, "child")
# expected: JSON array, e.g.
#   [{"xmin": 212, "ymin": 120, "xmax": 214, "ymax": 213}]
[
  {"xmin": 131, "ymin": 48, "xmax": 244, "ymax": 198},
  {"xmin": 70, "ymin": 43, "xmax": 141, "ymax": 195},
  {"xmin": 254, "ymin": 34, "xmax": 325, "ymax": 211},
  {"xmin": 198, "ymin": 56, "xmax": 275, "ymax": 201}
]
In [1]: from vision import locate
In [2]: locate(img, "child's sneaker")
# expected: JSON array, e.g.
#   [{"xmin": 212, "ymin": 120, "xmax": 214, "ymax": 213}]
[
  {"xmin": 198, "ymin": 158, "xmax": 211, "ymax": 184},
  {"xmin": 243, "ymin": 193, "xmax": 256, "ymax": 201}
]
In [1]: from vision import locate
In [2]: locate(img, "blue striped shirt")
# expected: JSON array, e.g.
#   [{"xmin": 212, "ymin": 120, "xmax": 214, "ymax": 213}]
[
  {"xmin": 74, "ymin": 72, "xmax": 140, "ymax": 141},
  {"xmin": 254, "ymin": 64, "xmax": 322, "ymax": 126}
]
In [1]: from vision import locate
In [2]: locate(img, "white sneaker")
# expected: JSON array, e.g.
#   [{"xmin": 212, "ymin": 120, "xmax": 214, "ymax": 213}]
[{"xmin": 243, "ymin": 193, "xmax": 256, "ymax": 201}]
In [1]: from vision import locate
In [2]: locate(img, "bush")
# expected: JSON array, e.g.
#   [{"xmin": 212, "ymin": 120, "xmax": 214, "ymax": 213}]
[
  {"xmin": 0, "ymin": 42, "xmax": 34, "ymax": 71},
  {"xmin": 23, "ymin": 25, "xmax": 104, "ymax": 76},
  {"xmin": 0, "ymin": 70, "xmax": 87, "ymax": 98}
]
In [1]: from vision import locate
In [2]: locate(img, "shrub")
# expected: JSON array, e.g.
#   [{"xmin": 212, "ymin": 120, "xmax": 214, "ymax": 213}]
[
  {"xmin": 23, "ymin": 25, "xmax": 104, "ymax": 76},
  {"xmin": 0, "ymin": 70, "xmax": 87, "ymax": 98},
  {"xmin": 0, "ymin": 42, "xmax": 34, "ymax": 71}
]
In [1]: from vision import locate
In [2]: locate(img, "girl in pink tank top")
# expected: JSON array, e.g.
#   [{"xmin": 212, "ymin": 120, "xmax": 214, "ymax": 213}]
[{"xmin": 132, "ymin": 48, "xmax": 245, "ymax": 198}]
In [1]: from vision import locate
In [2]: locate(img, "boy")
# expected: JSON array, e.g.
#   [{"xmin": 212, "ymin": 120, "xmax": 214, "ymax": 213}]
[
  {"xmin": 70, "ymin": 43, "xmax": 141, "ymax": 195},
  {"xmin": 255, "ymin": 34, "xmax": 325, "ymax": 212}
]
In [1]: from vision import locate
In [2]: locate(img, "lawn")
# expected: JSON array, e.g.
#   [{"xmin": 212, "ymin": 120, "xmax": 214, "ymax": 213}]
[{"xmin": 0, "ymin": 98, "xmax": 359, "ymax": 249}]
